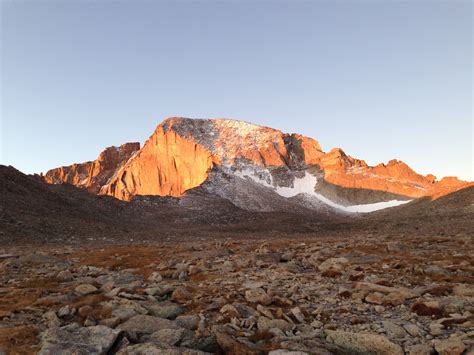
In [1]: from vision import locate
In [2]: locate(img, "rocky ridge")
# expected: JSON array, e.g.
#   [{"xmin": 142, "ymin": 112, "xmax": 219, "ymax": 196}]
[
  {"xmin": 43, "ymin": 118, "xmax": 472, "ymax": 212},
  {"xmin": 43, "ymin": 143, "xmax": 140, "ymax": 194}
]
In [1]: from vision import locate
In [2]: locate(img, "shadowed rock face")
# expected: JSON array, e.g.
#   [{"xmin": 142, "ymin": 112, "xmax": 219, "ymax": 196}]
[{"xmin": 42, "ymin": 117, "xmax": 472, "ymax": 203}]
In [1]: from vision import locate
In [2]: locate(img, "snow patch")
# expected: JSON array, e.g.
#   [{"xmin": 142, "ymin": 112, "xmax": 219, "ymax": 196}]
[{"xmin": 233, "ymin": 168, "xmax": 412, "ymax": 213}]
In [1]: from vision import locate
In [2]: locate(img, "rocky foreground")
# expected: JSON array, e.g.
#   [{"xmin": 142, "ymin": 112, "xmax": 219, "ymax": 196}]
[{"xmin": 1, "ymin": 234, "xmax": 473, "ymax": 355}]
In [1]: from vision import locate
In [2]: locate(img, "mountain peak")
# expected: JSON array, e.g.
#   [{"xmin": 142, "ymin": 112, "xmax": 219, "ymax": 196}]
[{"xmin": 43, "ymin": 117, "xmax": 472, "ymax": 210}]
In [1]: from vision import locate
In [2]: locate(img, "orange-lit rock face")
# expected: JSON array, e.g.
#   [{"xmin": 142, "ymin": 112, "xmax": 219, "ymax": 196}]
[
  {"xmin": 97, "ymin": 118, "xmax": 324, "ymax": 200},
  {"xmin": 313, "ymin": 152, "xmax": 472, "ymax": 198},
  {"xmin": 162, "ymin": 118, "xmax": 324, "ymax": 167},
  {"xmin": 99, "ymin": 125, "xmax": 215, "ymax": 200},
  {"xmin": 44, "ymin": 143, "xmax": 140, "ymax": 194},
  {"xmin": 315, "ymin": 152, "xmax": 431, "ymax": 197},
  {"xmin": 43, "ymin": 117, "xmax": 472, "ymax": 202}
]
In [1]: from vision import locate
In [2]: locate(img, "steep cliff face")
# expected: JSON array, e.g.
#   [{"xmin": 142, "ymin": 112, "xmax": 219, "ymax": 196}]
[
  {"xmin": 43, "ymin": 143, "xmax": 140, "ymax": 194},
  {"xmin": 42, "ymin": 117, "xmax": 472, "ymax": 211},
  {"xmin": 99, "ymin": 124, "xmax": 216, "ymax": 200},
  {"xmin": 314, "ymin": 150, "xmax": 434, "ymax": 198},
  {"xmin": 313, "ymin": 150, "xmax": 470, "ymax": 199},
  {"xmin": 160, "ymin": 117, "xmax": 324, "ymax": 167},
  {"xmin": 97, "ymin": 118, "xmax": 326, "ymax": 200}
]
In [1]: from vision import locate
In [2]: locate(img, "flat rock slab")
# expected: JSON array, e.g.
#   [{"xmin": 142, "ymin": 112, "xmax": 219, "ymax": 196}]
[
  {"xmin": 4, "ymin": 254, "xmax": 69, "ymax": 268},
  {"xmin": 117, "ymin": 315, "xmax": 181, "ymax": 337},
  {"xmin": 38, "ymin": 325, "xmax": 120, "ymax": 355},
  {"xmin": 143, "ymin": 301, "xmax": 184, "ymax": 319},
  {"xmin": 326, "ymin": 330, "xmax": 404, "ymax": 355},
  {"xmin": 116, "ymin": 342, "xmax": 209, "ymax": 355}
]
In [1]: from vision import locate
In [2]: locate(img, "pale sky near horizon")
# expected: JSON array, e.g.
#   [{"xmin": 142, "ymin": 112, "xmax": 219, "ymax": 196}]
[{"xmin": 1, "ymin": 1, "xmax": 472, "ymax": 181}]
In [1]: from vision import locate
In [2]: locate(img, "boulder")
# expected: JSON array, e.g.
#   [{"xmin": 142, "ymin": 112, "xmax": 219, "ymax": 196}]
[
  {"xmin": 257, "ymin": 316, "xmax": 293, "ymax": 332},
  {"xmin": 245, "ymin": 288, "xmax": 271, "ymax": 305},
  {"xmin": 434, "ymin": 338, "xmax": 466, "ymax": 355},
  {"xmin": 318, "ymin": 257, "xmax": 349, "ymax": 273},
  {"xmin": 325, "ymin": 330, "xmax": 403, "ymax": 355},
  {"xmin": 38, "ymin": 325, "xmax": 120, "ymax": 354},
  {"xmin": 117, "ymin": 315, "xmax": 180, "ymax": 339},
  {"xmin": 144, "ymin": 301, "xmax": 184, "ymax": 319},
  {"xmin": 75, "ymin": 284, "xmax": 98, "ymax": 295}
]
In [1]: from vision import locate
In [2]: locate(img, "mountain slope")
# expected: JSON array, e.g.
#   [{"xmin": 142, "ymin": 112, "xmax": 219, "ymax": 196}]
[
  {"xmin": 0, "ymin": 165, "xmax": 344, "ymax": 244},
  {"xmin": 3, "ymin": 164, "xmax": 473, "ymax": 245},
  {"xmin": 43, "ymin": 117, "xmax": 472, "ymax": 213}
]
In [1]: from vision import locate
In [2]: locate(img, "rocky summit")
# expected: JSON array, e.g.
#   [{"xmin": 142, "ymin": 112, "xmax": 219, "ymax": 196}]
[
  {"xmin": 1, "ymin": 117, "xmax": 473, "ymax": 354},
  {"xmin": 44, "ymin": 117, "xmax": 471, "ymax": 211}
]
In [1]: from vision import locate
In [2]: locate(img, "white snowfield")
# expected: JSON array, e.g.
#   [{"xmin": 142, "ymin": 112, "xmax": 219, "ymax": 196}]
[{"xmin": 233, "ymin": 169, "xmax": 412, "ymax": 213}]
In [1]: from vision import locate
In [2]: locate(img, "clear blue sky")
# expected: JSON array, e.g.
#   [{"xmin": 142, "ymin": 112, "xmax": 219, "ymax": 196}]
[{"xmin": 1, "ymin": 1, "xmax": 472, "ymax": 180}]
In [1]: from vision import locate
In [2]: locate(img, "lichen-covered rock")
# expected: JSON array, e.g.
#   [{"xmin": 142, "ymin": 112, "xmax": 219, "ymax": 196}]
[
  {"xmin": 434, "ymin": 338, "xmax": 466, "ymax": 355},
  {"xmin": 144, "ymin": 301, "xmax": 184, "ymax": 320},
  {"xmin": 117, "ymin": 315, "xmax": 180, "ymax": 339},
  {"xmin": 38, "ymin": 325, "xmax": 120, "ymax": 355},
  {"xmin": 244, "ymin": 288, "xmax": 271, "ymax": 305},
  {"xmin": 325, "ymin": 330, "xmax": 404, "ymax": 355}
]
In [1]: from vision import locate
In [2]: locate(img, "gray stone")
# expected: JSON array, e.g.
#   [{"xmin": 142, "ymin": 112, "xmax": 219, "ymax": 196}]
[
  {"xmin": 257, "ymin": 316, "xmax": 293, "ymax": 332},
  {"xmin": 381, "ymin": 321, "xmax": 407, "ymax": 338},
  {"xmin": 116, "ymin": 343, "xmax": 178, "ymax": 355},
  {"xmin": 453, "ymin": 284, "xmax": 474, "ymax": 297},
  {"xmin": 116, "ymin": 342, "xmax": 210, "ymax": 355},
  {"xmin": 325, "ymin": 330, "xmax": 404, "ymax": 355},
  {"xmin": 42, "ymin": 311, "xmax": 61, "ymax": 328},
  {"xmin": 434, "ymin": 338, "xmax": 466, "ymax": 355},
  {"xmin": 403, "ymin": 322, "xmax": 424, "ymax": 337},
  {"xmin": 318, "ymin": 257, "xmax": 349, "ymax": 272},
  {"xmin": 117, "ymin": 315, "xmax": 180, "ymax": 338},
  {"xmin": 424, "ymin": 265, "xmax": 450, "ymax": 276},
  {"xmin": 257, "ymin": 304, "xmax": 274, "ymax": 319},
  {"xmin": 112, "ymin": 308, "xmax": 138, "ymax": 321},
  {"xmin": 144, "ymin": 301, "xmax": 184, "ymax": 319},
  {"xmin": 57, "ymin": 305, "xmax": 76, "ymax": 318},
  {"xmin": 38, "ymin": 325, "xmax": 120, "ymax": 355},
  {"xmin": 245, "ymin": 288, "xmax": 271, "ymax": 305},
  {"xmin": 56, "ymin": 270, "xmax": 73, "ymax": 282},
  {"xmin": 176, "ymin": 315, "xmax": 200, "ymax": 330},
  {"xmin": 149, "ymin": 328, "xmax": 185, "ymax": 346},
  {"xmin": 406, "ymin": 344, "xmax": 435, "ymax": 355},
  {"xmin": 75, "ymin": 284, "xmax": 98, "ymax": 295},
  {"xmin": 290, "ymin": 307, "xmax": 305, "ymax": 323}
]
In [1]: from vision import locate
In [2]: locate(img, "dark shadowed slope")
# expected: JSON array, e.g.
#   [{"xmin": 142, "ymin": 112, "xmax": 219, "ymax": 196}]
[
  {"xmin": 2, "ymin": 165, "xmax": 473, "ymax": 246},
  {"xmin": 0, "ymin": 165, "xmax": 337, "ymax": 244}
]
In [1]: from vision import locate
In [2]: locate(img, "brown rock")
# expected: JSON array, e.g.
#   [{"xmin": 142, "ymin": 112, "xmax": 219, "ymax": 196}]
[
  {"xmin": 434, "ymin": 338, "xmax": 466, "ymax": 355},
  {"xmin": 406, "ymin": 344, "xmax": 435, "ymax": 355},
  {"xmin": 411, "ymin": 300, "xmax": 444, "ymax": 318},
  {"xmin": 257, "ymin": 316, "xmax": 293, "ymax": 332},
  {"xmin": 75, "ymin": 284, "xmax": 98, "ymax": 295},
  {"xmin": 318, "ymin": 257, "xmax": 349, "ymax": 272},
  {"xmin": 325, "ymin": 330, "xmax": 403, "ymax": 355},
  {"xmin": 365, "ymin": 292, "xmax": 384, "ymax": 305},
  {"xmin": 215, "ymin": 331, "xmax": 260, "ymax": 355},
  {"xmin": 171, "ymin": 286, "xmax": 192, "ymax": 304},
  {"xmin": 44, "ymin": 143, "xmax": 140, "ymax": 194},
  {"xmin": 245, "ymin": 288, "xmax": 272, "ymax": 306},
  {"xmin": 43, "ymin": 117, "xmax": 472, "ymax": 202},
  {"xmin": 117, "ymin": 315, "xmax": 180, "ymax": 337}
]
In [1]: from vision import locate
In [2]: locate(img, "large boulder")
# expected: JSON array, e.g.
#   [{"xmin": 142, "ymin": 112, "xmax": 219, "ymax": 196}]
[
  {"xmin": 38, "ymin": 324, "xmax": 120, "ymax": 355},
  {"xmin": 117, "ymin": 315, "xmax": 180, "ymax": 339},
  {"xmin": 325, "ymin": 330, "xmax": 403, "ymax": 355}
]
